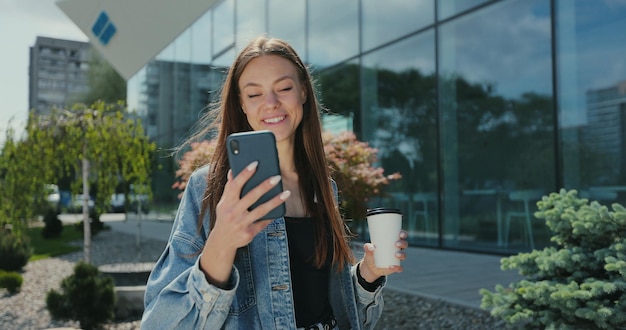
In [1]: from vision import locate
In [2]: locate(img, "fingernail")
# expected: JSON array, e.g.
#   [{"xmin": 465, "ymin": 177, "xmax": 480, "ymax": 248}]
[
  {"xmin": 269, "ymin": 175, "xmax": 281, "ymax": 185},
  {"xmin": 279, "ymin": 190, "xmax": 291, "ymax": 200},
  {"xmin": 367, "ymin": 244, "xmax": 375, "ymax": 251},
  {"xmin": 395, "ymin": 252, "xmax": 403, "ymax": 258},
  {"xmin": 247, "ymin": 161, "xmax": 259, "ymax": 171},
  {"xmin": 395, "ymin": 242, "xmax": 402, "ymax": 248}
]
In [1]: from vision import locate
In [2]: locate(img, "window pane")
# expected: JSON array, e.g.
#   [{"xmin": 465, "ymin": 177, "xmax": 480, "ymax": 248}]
[
  {"xmin": 308, "ymin": 0, "xmax": 358, "ymax": 68},
  {"xmin": 558, "ymin": 0, "xmax": 626, "ymax": 204},
  {"xmin": 268, "ymin": 0, "xmax": 306, "ymax": 59},
  {"xmin": 439, "ymin": 0, "xmax": 554, "ymax": 253},
  {"xmin": 236, "ymin": 0, "xmax": 265, "ymax": 50},
  {"xmin": 362, "ymin": 32, "xmax": 438, "ymax": 246},
  {"xmin": 316, "ymin": 59, "xmax": 360, "ymax": 132},
  {"xmin": 362, "ymin": 0, "xmax": 434, "ymax": 52},
  {"xmin": 212, "ymin": 47, "xmax": 236, "ymax": 68},
  {"xmin": 438, "ymin": 0, "xmax": 491, "ymax": 20},
  {"xmin": 191, "ymin": 10, "xmax": 212, "ymax": 64},
  {"xmin": 172, "ymin": 30, "xmax": 193, "ymax": 144},
  {"xmin": 213, "ymin": 0, "xmax": 235, "ymax": 56}
]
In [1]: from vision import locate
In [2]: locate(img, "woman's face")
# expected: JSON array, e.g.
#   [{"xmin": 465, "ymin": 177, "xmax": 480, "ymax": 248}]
[{"xmin": 238, "ymin": 55, "xmax": 306, "ymax": 144}]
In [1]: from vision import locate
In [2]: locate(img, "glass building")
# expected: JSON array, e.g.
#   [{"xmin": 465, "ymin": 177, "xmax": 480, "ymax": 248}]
[{"xmin": 127, "ymin": 0, "xmax": 626, "ymax": 255}]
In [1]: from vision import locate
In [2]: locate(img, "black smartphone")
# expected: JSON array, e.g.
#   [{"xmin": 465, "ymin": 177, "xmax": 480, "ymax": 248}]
[{"xmin": 226, "ymin": 130, "xmax": 286, "ymax": 220}]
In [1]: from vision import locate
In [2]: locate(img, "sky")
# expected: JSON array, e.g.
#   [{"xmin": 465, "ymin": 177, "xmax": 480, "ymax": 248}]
[{"xmin": 0, "ymin": 0, "xmax": 87, "ymax": 145}]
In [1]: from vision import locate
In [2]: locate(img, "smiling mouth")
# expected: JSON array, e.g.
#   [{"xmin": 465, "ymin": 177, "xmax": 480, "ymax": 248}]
[{"xmin": 264, "ymin": 116, "xmax": 285, "ymax": 124}]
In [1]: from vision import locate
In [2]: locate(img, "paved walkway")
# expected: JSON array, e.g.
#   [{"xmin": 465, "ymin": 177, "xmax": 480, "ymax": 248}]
[{"xmin": 99, "ymin": 212, "xmax": 524, "ymax": 310}]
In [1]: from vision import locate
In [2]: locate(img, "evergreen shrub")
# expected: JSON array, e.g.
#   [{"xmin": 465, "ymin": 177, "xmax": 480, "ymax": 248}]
[
  {"xmin": 480, "ymin": 189, "xmax": 626, "ymax": 329},
  {"xmin": 42, "ymin": 208, "xmax": 63, "ymax": 238},
  {"xmin": 46, "ymin": 261, "xmax": 116, "ymax": 330},
  {"xmin": 0, "ymin": 269, "xmax": 23, "ymax": 294},
  {"xmin": 0, "ymin": 230, "xmax": 32, "ymax": 271}
]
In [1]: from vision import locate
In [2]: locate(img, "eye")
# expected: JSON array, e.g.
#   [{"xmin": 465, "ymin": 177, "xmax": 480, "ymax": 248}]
[
  {"xmin": 247, "ymin": 94, "xmax": 261, "ymax": 98},
  {"xmin": 278, "ymin": 86, "xmax": 293, "ymax": 92}
]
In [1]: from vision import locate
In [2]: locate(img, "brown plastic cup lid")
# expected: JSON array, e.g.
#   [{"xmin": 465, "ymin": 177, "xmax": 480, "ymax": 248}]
[{"xmin": 366, "ymin": 207, "xmax": 402, "ymax": 216}]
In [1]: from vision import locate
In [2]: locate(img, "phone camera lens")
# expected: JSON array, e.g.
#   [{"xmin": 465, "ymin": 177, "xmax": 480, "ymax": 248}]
[{"xmin": 230, "ymin": 139, "xmax": 239, "ymax": 155}]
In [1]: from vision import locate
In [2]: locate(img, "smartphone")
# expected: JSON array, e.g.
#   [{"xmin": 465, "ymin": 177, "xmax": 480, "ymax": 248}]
[{"xmin": 226, "ymin": 130, "xmax": 286, "ymax": 220}]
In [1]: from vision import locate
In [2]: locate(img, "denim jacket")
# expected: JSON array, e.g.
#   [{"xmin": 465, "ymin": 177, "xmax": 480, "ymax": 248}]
[{"xmin": 142, "ymin": 165, "xmax": 386, "ymax": 329}]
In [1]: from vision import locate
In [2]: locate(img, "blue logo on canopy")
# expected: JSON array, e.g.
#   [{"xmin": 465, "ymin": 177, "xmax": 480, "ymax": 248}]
[{"xmin": 91, "ymin": 11, "xmax": 117, "ymax": 45}]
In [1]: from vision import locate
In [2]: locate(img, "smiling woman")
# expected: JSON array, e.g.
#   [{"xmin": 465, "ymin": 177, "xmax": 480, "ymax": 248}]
[{"xmin": 142, "ymin": 36, "xmax": 409, "ymax": 330}]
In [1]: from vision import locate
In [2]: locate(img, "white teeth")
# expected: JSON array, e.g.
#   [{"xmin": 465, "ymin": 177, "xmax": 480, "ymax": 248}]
[{"xmin": 264, "ymin": 116, "xmax": 284, "ymax": 124}]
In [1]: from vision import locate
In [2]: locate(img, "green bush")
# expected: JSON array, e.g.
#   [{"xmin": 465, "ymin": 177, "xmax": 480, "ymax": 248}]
[
  {"xmin": 0, "ymin": 269, "xmax": 23, "ymax": 294},
  {"xmin": 46, "ymin": 261, "xmax": 116, "ymax": 330},
  {"xmin": 0, "ymin": 230, "xmax": 32, "ymax": 271},
  {"xmin": 480, "ymin": 189, "xmax": 626, "ymax": 329},
  {"xmin": 42, "ymin": 208, "xmax": 63, "ymax": 239}
]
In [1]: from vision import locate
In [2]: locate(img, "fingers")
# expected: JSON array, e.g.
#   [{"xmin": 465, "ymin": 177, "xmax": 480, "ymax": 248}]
[
  {"xmin": 222, "ymin": 161, "xmax": 259, "ymax": 201},
  {"xmin": 222, "ymin": 161, "xmax": 290, "ymax": 223},
  {"xmin": 361, "ymin": 230, "xmax": 409, "ymax": 278},
  {"xmin": 247, "ymin": 188, "xmax": 291, "ymax": 221}
]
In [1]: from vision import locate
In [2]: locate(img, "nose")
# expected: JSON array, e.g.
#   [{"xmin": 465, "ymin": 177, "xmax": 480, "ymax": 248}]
[{"xmin": 264, "ymin": 91, "xmax": 279, "ymax": 109}]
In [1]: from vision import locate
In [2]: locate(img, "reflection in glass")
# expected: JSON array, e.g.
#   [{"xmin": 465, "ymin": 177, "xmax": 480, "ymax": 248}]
[
  {"xmin": 316, "ymin": 59, "xmax": 360, "ymax": 131},
  {"xmin": 557, "ymin": 0, "xmax": 626, "ymax": 203},
  {"xmin": 236, "ymin": 0, "xmax": 265, "ymax": 51},
  {"xmin": 438, "ymin": 0, "xmax": 491, "ymax": 20},
  {"xmin": 213, "ymin": 0, "xmax": 235, "ymax": 57},
  {"xmin": 439, "ymin": 0, "xmax": 554, "ymax": 252},
  {"xmin": 212, "ymin": 48, "xmax": 235, "ymax": 68},
  {"xmin": 361, "ymin": 32, "xmax": 438, "ymax": 246},
  {"xmin": 307, "ymin": 0, "xmax": 358, "ymax": 68},
  {"xmin": 268, "ymin": 0, "xmax": 306, "ymax": 59},
  {"xmin": 362, "ymin": 0, "xmax": 433, "ymax": 52},
  {"xmin": 191, "ymin": 10, "xmax": 212, "ymax": 64}
]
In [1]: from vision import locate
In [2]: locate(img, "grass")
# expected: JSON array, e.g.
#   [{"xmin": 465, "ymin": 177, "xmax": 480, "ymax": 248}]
[{"xmin": 26, "ymin": 224, "xmax": 83, "ymax": 262}]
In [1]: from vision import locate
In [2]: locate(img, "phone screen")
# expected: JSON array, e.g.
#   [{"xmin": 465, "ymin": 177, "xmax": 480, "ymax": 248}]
[{"xmin": 226, "ymin": 130, "xmax": 286, "ymax": 220}]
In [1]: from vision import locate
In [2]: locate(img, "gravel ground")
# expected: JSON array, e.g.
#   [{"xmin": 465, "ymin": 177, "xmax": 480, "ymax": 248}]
[{"xmin": 1, "ymin": 227, "xmax": 510, "ymax": 330}]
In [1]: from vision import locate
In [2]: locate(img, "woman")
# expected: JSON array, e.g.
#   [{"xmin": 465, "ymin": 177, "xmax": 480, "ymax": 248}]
[{"xmin": 142, "ymin": 36, "xmax": 408, "ymax": 329}]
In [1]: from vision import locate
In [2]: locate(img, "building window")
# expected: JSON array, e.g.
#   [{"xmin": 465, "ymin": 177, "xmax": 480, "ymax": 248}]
[
  {"xmin": 213, "ymin": 0, "xmax": 235, "ymax": 57},
  {"xmin": 362, "ymin": 0, "xmax": 434, "ymax": 52},
  {"xmin": 438, "ymin": 0, "xmax": 492, "ymax": 20},
  {"xmin": 307, "ymin": 0, "xmax": 358, "ymax": 68},
  {"xmin": 557, "ymin": 0, "xmax": 626, "ymax": 202},
  {"xmin": 235, "ymin": 0, "xmax": 265, "ymax": 49},
  {"xmin": 438, "ymin": 0, "xmax": 554, "ymax": 252},
  {"xmin": 268, "ymin": 0, "xmax": 306, "ymax": 58},
  {"xmin": 361, "ymin": 31, "xmax": 437, "ymax": 246}
]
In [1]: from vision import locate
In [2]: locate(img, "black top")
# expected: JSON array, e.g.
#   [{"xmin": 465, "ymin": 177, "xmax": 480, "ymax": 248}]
[{"xmin": 285, "ymin": 216, "xmax": 333, "ymax": 327}]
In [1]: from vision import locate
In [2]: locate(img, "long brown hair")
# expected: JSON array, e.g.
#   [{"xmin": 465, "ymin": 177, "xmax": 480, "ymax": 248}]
[{"xmin": 184, "ymin": 36, "xmax": 355, "ymax": 270}]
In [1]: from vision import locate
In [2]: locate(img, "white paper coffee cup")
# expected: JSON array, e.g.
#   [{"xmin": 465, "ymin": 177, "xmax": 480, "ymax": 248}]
[{"xmin": 366, "ymin": 207, "xmax": 403, "ymax": 267}]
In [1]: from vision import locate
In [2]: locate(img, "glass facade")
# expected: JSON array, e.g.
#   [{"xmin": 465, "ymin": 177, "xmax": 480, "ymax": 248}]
[{"xmin": 127, "ymin": 0, "xmax": 626, "ymax": 255}]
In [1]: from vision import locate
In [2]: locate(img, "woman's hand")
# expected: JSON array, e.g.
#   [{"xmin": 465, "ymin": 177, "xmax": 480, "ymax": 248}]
[
  {"xmin": 358, "ymin": 230, "xmax": 408, "ymax": 283},
  {"xmin": 211, "ymin": 161, "xmax": 290, "ymax": 249},
  {"xmin": 200, "ymin": 161, "xmax": 290, "ymax": 287}
]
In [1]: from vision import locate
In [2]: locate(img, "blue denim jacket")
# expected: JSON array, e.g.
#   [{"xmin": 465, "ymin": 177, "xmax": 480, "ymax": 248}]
[{"xmin": 142, "ymin": 165, "xmax": 386, "ymax": 329}]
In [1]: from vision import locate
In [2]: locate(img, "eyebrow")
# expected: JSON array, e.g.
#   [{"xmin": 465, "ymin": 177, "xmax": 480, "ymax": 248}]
[{"xmin": 241, "ymin": 75, "xmax": 295, "ymax": 89}]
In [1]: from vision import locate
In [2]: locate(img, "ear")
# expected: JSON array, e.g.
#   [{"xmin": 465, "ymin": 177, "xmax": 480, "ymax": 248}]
[{"xmin": 301, "ymin": 86, "xmax": 307, "ymax": 104}]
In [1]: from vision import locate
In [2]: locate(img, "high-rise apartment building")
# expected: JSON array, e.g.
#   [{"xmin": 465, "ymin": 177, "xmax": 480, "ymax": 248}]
[
  {"xmin": 583, "ymin": 81, "xmax": 626, "ymax": 184},
  {"xmin": 28, "ymin": 36, "xmax": 91, "ymax": 116}
]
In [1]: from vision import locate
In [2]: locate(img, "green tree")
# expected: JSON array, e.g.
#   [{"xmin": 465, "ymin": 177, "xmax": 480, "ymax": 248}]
[
  {"xmin": 0, "ymin": 126, "xmax": 55, "ymax": 238},
  {"xmin": 76, "ymin": 51, "xmax": 127, "ymax": 105},
  {"xmin": 1, "ymin": 101, "xmax": 155, "ymax": 263},
  {"xmin": 481, "ymin": 189, "xmax": 626, "ymax": 329}
]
